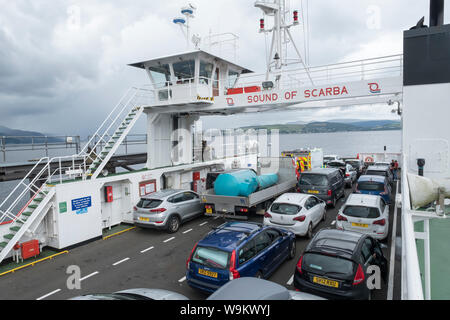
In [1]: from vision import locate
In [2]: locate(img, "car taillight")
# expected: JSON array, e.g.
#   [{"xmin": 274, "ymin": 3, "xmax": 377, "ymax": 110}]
[
  {"xmin": 337, "ymin": 214, "xmax": 348, "ymax": 221},
  {"xmin": 133, "ymin": 206, "xmax": 138, "ymax": 211},
  {"xmin": 293, "ymin": 215, "xmax": 306, "ymax": 222},
  {"xmin": 353, "ymin": 264, "xmax": 365, "ymax": 285},
  {"xmin": 150, "ymin": 208, "xmax": 167, "ymax": 213},
  {"xmin": 345, "ymin": 173, "xmax": 350, "ymax": 177},
  {"xmin": 296, "ymin": 255, "xmax": 303, "ymax": 274},
  {"xmin": 264, "ymin": 212, "xmax": 272, "ymax": 218},
  {"xmin": 229, "ymin": 250, "xmax": 240, "ymax": 280},
  {"xmin": 327, "ymin": 190, "xmax": 332, "ymax": 196},
  {"xmin": 186, "ymin": 242, "xmax": 198, "ymax": 269},
  {"xmin": 297, "ymin": 187, "xmax": 301, "ymax": 193},
  {"xmin": 205, "ymin": 205, "xmax": 212, "ymax": 209},
  {"xmin": 373, "ymin": 219, "xmax": 386, "ymax": 226}
]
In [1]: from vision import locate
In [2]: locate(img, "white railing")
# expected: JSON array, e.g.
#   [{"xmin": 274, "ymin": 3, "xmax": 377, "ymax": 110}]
[
  {"xmin": 235, "ymin": 54, "xmax": 403, "ymax": 89},
  {"xmin": 401, "ymin": 161, "xmax": 425, "ymax": 300}
]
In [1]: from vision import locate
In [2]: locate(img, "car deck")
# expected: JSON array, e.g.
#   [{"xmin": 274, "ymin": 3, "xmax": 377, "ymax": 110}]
[{"xmin": 0, "ymin": 185, "xmax": 402, "ymax": 300}]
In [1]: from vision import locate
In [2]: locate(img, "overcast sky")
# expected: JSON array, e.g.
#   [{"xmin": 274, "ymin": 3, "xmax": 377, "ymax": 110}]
[{"xmin": 0, "ymin": 0, "xmax": 449, "ymax": 136}]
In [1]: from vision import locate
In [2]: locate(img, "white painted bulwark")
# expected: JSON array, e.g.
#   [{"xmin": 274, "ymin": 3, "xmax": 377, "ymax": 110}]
[
  {"xmin": 51, "ymin": 181, "xmax": 103, "ymax": 249},
  {"xmin": 403, "ymin": 83, "xmax": 450, "ymax": 179}
]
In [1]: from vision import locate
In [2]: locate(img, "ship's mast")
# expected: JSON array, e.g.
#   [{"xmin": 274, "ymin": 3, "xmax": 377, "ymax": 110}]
[{"xmin": 255, "ymin": 0, "xmax": 314, "ymax": 87}]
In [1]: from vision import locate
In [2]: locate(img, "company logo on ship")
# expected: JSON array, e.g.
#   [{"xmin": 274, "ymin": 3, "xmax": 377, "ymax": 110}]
[{"xmin": 368, "ymin": 83, "xmax": 381, "ymax": 94}]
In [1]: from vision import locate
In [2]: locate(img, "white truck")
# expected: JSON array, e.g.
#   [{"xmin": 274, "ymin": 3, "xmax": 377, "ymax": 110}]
[{"xmin": 200, "ymin": 157, "xmax": 297, "ymax": 220}]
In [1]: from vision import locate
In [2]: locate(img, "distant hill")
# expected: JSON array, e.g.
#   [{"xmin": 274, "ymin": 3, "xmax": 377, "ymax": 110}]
[
  {"xmin": 0, "ymin": 125, "xmax": 63, "ymax": 144},
  {"xmin": 242, "ymin": 120, "xmax": 401, "ymax": 134}
]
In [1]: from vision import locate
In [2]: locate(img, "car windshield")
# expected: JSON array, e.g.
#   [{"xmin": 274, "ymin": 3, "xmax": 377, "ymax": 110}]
[
  {"xmin": 358, "ymin": 182, "xmax": 385, "ymax": 191},
  {"xmin": 136, "ymin": 199, "xmax": 163, "ymax": 209},
  {"xmin": 365, "ymin": 170, "xmax": 386, "ymax": 177},
  {"xmin": 327, "ymin": 162, "xmax": 344, "ymax": 168},
  {"xmin": 299, "ymin": 174, "xmax": 328, "ymax": 186},
  {"xmin": 346, "ymin": 161, "xmax": 360, "ymax": 168},
  {"xmin": 192, "ymin": 246, "xmax": 230, "ymax": 269},
  {"xmin": 270, "ymin": 203, "xmax": 301, "ymax": 215},
  {"xmin": 343, "ymin": 205, "xmax": 380, "ymax": 219},
  {"xmin": 303, "ymin": 253, "xmax": 355, "ymax": 277}
]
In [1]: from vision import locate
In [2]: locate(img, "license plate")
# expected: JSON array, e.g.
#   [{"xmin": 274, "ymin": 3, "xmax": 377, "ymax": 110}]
[
  {"xmin": 206, "ymin": 208, "xmax": 212, "ymax": 214},
  {"xmin": 352, "ymin": 223, "xmax": 368, "ymax": 228},
  {"xmin": 308, "ymin": 190, "xmax": 319, "ymax": 194},
  {"xmin": 139, "ymin": 217, "xmax": 150, "ymax": 222},
  {"xmin": 198, "ymin": 269, "xmax": 218, "ymax": 278},
  {"xmin": 313, "ymin": 277, "xmax": 339, "ymax": 288}
]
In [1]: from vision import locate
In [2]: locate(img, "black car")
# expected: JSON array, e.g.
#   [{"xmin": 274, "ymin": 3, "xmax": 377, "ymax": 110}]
[
  {"xmin": 297, "ymin": 168, "xmax": 345, "ymax": 208},
  {"xmin": 294, "ymin": 229, "xmax": 387, "ymax": 300}
]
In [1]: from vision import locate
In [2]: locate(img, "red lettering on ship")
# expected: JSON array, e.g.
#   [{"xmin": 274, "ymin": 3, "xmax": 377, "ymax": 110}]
[
  {"xmin": 247, "ymin": 93, "xmax": 279, "ymax": 104},
  {"xmin": 304, "ymin": 86, "xmax": 349, "ymax": 98}
]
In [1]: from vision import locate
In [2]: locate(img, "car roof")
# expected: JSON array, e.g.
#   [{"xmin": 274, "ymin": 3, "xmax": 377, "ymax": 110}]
[
  {"xmin": 358, "ymin": 175, "xmax": 386, "ymax": 183},
  {"xmin": 273, "ymin": 193, "xmax": 310, "ymax": 204},
  {"xmin": 343, "ymin": 193, "xmax": 381, "ymax": 207},
  {"xmin": 306, "ymin": 229, "xmax": 364, "ymax": 260},
  {"xmin": 116, "ymin": 289, "xmax": 189, "ymax": 300},
  {"xmin": 367, "ymin": 165, "xmax": 389, "ymax": 172},
  {"xmin": 304, "ymin": 168, "xmax": 339, "ymax": 175},
  {"xmin": 198, "ymin": 222, "xmax": 264, "ymax": 252},
  {"xmin": 141, "ymin": 189, "xmax": 186, "ymax": 199},
  {"xmin": 207, "ymin": 278, "xmax": 291, "ymax": 300}
]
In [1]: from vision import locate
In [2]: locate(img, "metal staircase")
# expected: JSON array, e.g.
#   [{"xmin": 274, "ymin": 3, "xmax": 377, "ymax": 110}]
[
  {"xmin": 0, "ymin": 86, "xmax": 154, "ymax": 264},
  {"xmin": 86, "ymin": 106, "xmax": 144, "ymax": 179},
  {"xmin": 0, "ymin": 158, "xmax": 57, "ymax": 264},
  {"xmin": 80, "ymin": 86, "xmax": 152, "ymax": 180}
]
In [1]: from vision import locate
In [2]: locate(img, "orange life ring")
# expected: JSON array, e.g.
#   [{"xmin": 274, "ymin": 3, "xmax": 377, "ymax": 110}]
[{"xmin": 365, "ymin": 156, "xmax": 374, "ymax": 163}]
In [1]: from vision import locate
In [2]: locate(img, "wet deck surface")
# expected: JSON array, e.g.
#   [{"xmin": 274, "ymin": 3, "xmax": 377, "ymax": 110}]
[{"xmin": 0, "ymin": 185, "xmax": 401, "ymax": 300}]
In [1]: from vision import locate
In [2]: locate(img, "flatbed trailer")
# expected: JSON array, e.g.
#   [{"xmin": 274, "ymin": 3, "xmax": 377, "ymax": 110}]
[{"xmin": 201, "ymin": 157, "xmax": 297, "ymax": 219}]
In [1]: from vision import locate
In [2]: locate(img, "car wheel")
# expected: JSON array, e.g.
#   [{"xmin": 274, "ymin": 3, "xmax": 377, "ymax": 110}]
[
  {"xmin": 255, "ymin": 271, "xmax": 264, "ymax": 279},
  {"xmin": 306, "ymin": 223, "xmax": 313, "ymax": 239},
  {"xmin": 167, "ymin": 215, "xmax": 180, "ymax": 233},
  {"xmin": 289, "ymin": 241, "xmax": 296, "ymax": 260}
]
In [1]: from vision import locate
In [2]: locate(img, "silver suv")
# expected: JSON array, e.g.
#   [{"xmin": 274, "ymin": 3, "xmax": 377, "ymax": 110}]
[{"xmin": 133, "ymin": 189, "xmax": 204, "ymax": 233}]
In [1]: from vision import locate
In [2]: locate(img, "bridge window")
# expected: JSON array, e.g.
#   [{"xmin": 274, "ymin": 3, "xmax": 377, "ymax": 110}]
[
  {"xmin": 173, "ymin": 60, "xmax": 195, "ymax": 83},
  {"xmin": 149, "ymin": 64, "xmax": 171, "ymax": 88},
  {"xmin": 199, "ymin": 61, "xmax": 213, "ymax": 84},
  {"xmin": 228, "ymin": 70, "xmax": 239, "ymax": 88}
]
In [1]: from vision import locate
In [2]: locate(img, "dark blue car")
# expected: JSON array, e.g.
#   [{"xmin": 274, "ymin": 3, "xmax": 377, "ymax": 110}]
[
  {"xmin": 355, "ymin": 175, "xmax": 392, "ymax": 204},
  {"xmin": 186, "ymin": 222, "xmax": 296, "ymax": 293}
]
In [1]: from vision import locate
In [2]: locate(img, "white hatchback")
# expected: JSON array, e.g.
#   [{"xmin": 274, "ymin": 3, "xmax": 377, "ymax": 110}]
[
  {"xmin": 336, "ymin": 194, "xmax": 389, "ymax": 240},
  {"xmin": 263, "ymin": 193, "xmax": 326, "ymax": 238}
]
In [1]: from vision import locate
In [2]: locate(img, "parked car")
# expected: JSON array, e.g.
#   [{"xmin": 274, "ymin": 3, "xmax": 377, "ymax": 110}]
[
  {"xmin": 207, "ymin": 277, "xmax": 325, "ymax": 300},
  {"xmin": 294, "ymin": 229, "xmax": 387, "ymax": 300},
  {"xmin": 298, "ymin": 168, "xmax": 345, "ymax": 208},
  {"xmin": 345, "ymin": 159, "xmax": 364, "ymax": 178},
  {"xmin": 133, "ymin": 189, "xmax": 204, "ymax": 233},
  {"xmin": 186, "ymin": 222, "xmax": 296, "ymax": 293},
  {"xmin": 323, "ymin": 155, "xmax": 341, "ymax": 165},
  {"xmin": 327, "ymin": 161, "xmax": 357, "ymax": 188},
  {"xmin": 364, "ymin": 166, "xmax": 394, "ymax": 186},
  {"xmin": 355, "ymin": 175, "xmax": 392, "ymax": 204},
  {"xmin": 336, "ymin": 194, "xmax": 389, "ymax": 240},
  {"xmin": 374, "ymin": 162, "xmax": 391, "ymax": 168},
  {"xmin": 263, "ymin": 193, "xmax": 326, "ymax": 238},
  {"xmin": 70, "ymin": 288, "xmax": 189, "ymax": 300}
]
